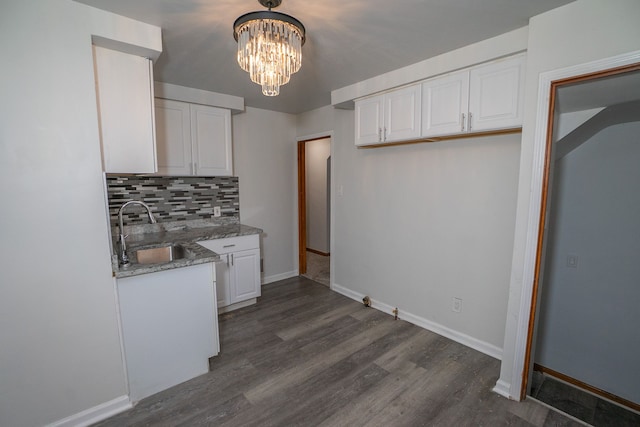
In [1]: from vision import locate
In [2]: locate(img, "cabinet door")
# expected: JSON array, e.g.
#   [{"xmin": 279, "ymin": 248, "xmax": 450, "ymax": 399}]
[
  {"xmin": 215, "ymin": 254, "xmax": 232, "ymax": 308},
  {"xmin": 155, "ymin": 99, "xmax": 193, "ymax": 175},
  {"xmin": 421, "ymin": 70, "xmax": 470, "ymax": 137},
  {"xmin": 190, "ymin": 104, "xmax": 233, "ymax": 176},
  {"xmin": 229, "ymin": 248, "xmax": 261, "ymax": 303},
  {"xmin": 468, "ymin": 55, "xmax": 524, "ymax": 132},
  {"xmin": 384, "ymin": 84, "xmax": 421, "ymax": 142},
  {"xmin": 93, "ymin": 45, "xmax": 157, "ymax": 173},
  {"xmin": 355, "ymin": 95, "xmax": 384, "ymax": 146}
]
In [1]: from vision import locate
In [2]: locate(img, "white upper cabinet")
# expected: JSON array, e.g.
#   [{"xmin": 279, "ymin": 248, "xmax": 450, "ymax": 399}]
[
  {"xmin": 155, "ymin": 99, "xmax": 192, "ymax": 175},
  {"xmin": 190, "ymin": 104, "xmax": 233, "ymax": 176},
  {"xmin": 355, "ymin": 84, "xmax": 421, "ymax": 146},
  {"xmin": 421, "ymin": 54, "xmax": 525, "ymax": 138},
  {"xmin": 468, "ymin": 55, "xmax": 525, "ymax": 132},
  {"xmin": 93, "ymin": 45, "xmax": 157, "ymax": 173},
  {"xmin": 355, "ymin": 95, "xmax": 384, "ymax": 146},
  {"xmin": 155, "ymin": 99, "xmax": 233, "ymax": 176},
  {"xmin": 421, "ymin": 70, "xmax": 470, "ymax": 137}
]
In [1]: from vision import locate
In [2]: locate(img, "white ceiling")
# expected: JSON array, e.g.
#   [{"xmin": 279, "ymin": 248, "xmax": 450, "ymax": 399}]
[{"xmin": 75, "ymin": 0, "xmax": 575, "ymax": 114}]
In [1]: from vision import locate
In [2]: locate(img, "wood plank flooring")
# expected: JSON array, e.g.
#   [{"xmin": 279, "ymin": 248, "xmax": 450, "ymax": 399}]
[{"xmin": 94, "ymin": 276, "xmax": 582, "ymax": 426}]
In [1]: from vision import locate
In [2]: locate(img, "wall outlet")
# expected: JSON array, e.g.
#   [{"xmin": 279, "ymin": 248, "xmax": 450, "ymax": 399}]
[
  {"xmin": 213, "ymin": 206, "xmax": 221, "ymax": 217},
  {"xmin": 452, "ymin": 297, "xmax": 462, "ymax": 313},
  {"xmin": 566, "ymin": 254, "xmax": 578, "ymax": 268}
]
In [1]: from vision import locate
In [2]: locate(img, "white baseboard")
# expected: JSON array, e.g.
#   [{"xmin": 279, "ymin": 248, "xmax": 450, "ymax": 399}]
[
  {"xmin": 262, "ymin": 270, "xmax": 298, "ymax": 285},
  {"xmin": 332, "ymin": 283, "xmax": 503, "ymax": 360},
  {"xmin": 218, "ymin": 298, "xmax": 256, "ymax": 314},
  {"xmin": 492, "ymin": 379, "xmax": 513, "ymax": 399},
  {"xmin": 47, "ymin": 395, "xmax": 131, "ymax": 427}
]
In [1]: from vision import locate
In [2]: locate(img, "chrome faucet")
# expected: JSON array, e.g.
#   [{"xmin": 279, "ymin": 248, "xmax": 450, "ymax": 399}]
[{"xmin": 118, "ymin": 200, "xmax": 156, "ymax": 266}]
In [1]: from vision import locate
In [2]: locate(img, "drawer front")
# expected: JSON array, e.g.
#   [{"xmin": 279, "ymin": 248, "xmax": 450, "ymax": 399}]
[{"xmin": 198, "ymin": 234, "xmax": 259, "ymax": 254}]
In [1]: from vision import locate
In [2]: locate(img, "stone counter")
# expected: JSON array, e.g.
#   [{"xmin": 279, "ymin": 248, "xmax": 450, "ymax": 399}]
[{"xmin": 113, "ymin": 222, "xmax": 262, "ymax": 279}]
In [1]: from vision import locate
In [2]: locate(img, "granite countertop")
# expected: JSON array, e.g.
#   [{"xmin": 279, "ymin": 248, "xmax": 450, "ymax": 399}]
[{"xmin": 113, "ymin": 222, "xmax": 263, "ymax": 279}]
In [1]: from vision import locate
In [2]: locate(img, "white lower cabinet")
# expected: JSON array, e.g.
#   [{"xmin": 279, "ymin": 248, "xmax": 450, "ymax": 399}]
[
  {"xmin": 198, "ymin": 234, "xmax": 261, "ymax": 312},
  {"xmin": 117, "ymin": 263, "xmax": 219, "ymax": 402}
]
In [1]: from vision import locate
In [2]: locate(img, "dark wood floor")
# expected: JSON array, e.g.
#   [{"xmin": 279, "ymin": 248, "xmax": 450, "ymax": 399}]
[{"xmin": 95, "ymin": 276, "xmax": 582, "ymax": 426}]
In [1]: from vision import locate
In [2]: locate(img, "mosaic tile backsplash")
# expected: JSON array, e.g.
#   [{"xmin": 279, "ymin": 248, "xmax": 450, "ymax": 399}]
[{"xmin": 106, "ymin": 175, "xmax": 239, "ymax": 230}]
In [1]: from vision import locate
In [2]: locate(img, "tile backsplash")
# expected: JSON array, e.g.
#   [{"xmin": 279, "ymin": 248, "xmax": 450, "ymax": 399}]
[{"xmin": 106, "ymin": 175, "xmax": 239, "ymax": 230}]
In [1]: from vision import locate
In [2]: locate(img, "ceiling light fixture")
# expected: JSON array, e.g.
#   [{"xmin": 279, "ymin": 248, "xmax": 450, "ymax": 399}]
[{"xmin": 233, "ymin": 0, "xmax": 306, "ymax": 96}]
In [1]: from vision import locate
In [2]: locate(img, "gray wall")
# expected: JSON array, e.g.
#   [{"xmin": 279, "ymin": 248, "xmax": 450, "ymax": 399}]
[
  {"xmin": 535, "ymin": 121, "xmax": 640, "ymax": 404},
  {"xmin": 305, "ymin": 137, "xmax": 331, "ymax": 253}
]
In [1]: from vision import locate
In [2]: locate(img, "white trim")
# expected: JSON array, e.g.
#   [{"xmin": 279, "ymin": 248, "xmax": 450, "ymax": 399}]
[
  {"xmin": 262, "ymin": 270, "xmax": 298, "ymax": 285},
  {"xmin": 153, "ymin": 82, "xmax": 244, "ymax": 113},
  {"xmin": 500, "ymin": 49, "xmax": 640, "ymax": 400},
  {"xmin": 218, "ymin": 298, "xmax": 257, "ymax": 314},
  {"xmin": 46, "ymin": 395, "xmax": 131, "ymax": 427},
  {"xmin": 492, "ymin": 379, "xmax": 513, "ymax": 399},
  {"xmin": 332, "ymin": 283, "xmax": 503, "ymax": 360}
]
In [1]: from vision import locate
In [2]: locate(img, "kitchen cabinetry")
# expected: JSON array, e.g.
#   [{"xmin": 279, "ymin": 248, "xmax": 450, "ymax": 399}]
[
  {"xmin": 355, "ymin": 84, "xmax": 421, "ymax": 146},
  {"xmin": 155, "ymin": 98, "xmax": 233, "ymax": 176},
  {"xmin": 117, "ymin": 263, "xmax": 219, "ymax": 402},
  {"xmin": 421, "ymin": 54, "xmax": 525, "ymax": 138},
  {"xmin": 198, "ymin": 234, "xmax": 261, "ymax": 312},
  {"xmin": 93, "ymin": 45, "xmax": 157, "ymax": 173},
  {"xmin": 421, "ymin": 70, "xmax": 470, "ymax": 137}
]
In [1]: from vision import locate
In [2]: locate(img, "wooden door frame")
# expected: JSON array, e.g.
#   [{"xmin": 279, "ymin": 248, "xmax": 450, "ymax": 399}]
[
  {"xmin": 297, "ymin": 140, "xmax": 307, "ymax": 275},
  {"xmin": 297, "ymin": 135, "xmax": 331, "ymax": 276},
  {"xmin": 518, "ymin": 61, "xmax": 640, "ymax": 400}
]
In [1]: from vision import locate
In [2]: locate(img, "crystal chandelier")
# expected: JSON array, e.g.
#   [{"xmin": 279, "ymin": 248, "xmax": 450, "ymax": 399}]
[{"xmin": 233, "ymin": 0, "xmax": 306, "ymax": 96}]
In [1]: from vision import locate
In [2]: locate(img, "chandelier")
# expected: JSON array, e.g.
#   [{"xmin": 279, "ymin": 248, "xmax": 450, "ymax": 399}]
[{"xmin": 233, "ymin": 0, "xmax": 306, "ymax": 96}]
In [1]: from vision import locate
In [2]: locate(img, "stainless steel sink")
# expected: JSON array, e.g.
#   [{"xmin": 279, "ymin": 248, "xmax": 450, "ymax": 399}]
[{"xmin": 134, "ymin": 245, "xmax": 185, "ymax": 264}]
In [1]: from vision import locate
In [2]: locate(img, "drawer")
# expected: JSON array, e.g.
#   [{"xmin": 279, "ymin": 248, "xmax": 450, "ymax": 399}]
[{"xmin": 198, "ymin": 234, "xmax": 259, "ymax": 254}]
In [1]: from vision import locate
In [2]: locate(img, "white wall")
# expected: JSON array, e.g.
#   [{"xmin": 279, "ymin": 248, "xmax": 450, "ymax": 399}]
[
  {"xmin": 305, "ymin": 138, "xmax": 331, "ymax": 253},
  {"xmin": 299, "ymin": 105, "xmax": 521, "ymax": 355},
  {"xmin": 0, "ymin": 2, "xmax": 161, "ymax": 426},
  {"xmin": 499, "ymin": 0, "xmax": 640, "ymax": 397},
  {"xmin": 233, "ymin": 107, "xmax": 298, "ymax": 283},
  {"xmin": 535, "ymin": 122, "xmax": 640, "ymax": 404},
  {"xmin": 336, "ymin": 133, "xmax": 520, "ymax": 353}
]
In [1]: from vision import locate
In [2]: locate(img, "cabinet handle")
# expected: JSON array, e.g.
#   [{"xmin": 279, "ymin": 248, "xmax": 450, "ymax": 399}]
[
  {"xmin": 469, "ymin": 112, "xmax": 473, "ymax": 130},
  {"xmin": 225, "ymin": 253, "xmax": 230, "ymax": 266},
  {"xmin": 230, "ymin": 253, "xmax": 234, "ymax": 266},
  {"xmin": 193, "ymin": 162, "xmax": 197, "ymax": 174},
  {"xmin": 223, "ymin": 244, "xmax": 236, "ymax": 248},
  {"xmin": 378, "ymin": 128, "xmax": 382, "ymax": 142},
  {"xmin": 383, "ymin": 127, "xmax": 387, "ymax": 141},
  {"xmin": 461, "ymin": 113, "xmax": 466, "ymax": 132}
]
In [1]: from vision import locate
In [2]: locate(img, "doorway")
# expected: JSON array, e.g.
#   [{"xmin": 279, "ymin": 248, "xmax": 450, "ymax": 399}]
[
  {"xmin": 298, "ymin": 136, "xmax": 331, "ymax": 286},
  {"xmin": 524, "ymin": 65, "xmax": 640, "ymax": 422}
]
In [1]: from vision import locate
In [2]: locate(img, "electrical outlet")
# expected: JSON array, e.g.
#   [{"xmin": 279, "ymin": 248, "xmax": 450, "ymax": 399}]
[
  {"xmin": 213, "ymin": 206, "xmax": 221, "ymax": 217},
  {"xmin": 452, "ymin": 297, "xmax": 462, "ymax": 313},
  {"xmin": 567, "ymin": 254, "xmax": 578, "ymax": 268}
]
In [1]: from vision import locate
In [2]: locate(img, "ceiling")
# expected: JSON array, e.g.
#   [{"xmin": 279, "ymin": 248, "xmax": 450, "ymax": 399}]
[{"xmin": 75, "ymin": 0, "xmax": 575, "ymax": 114}]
